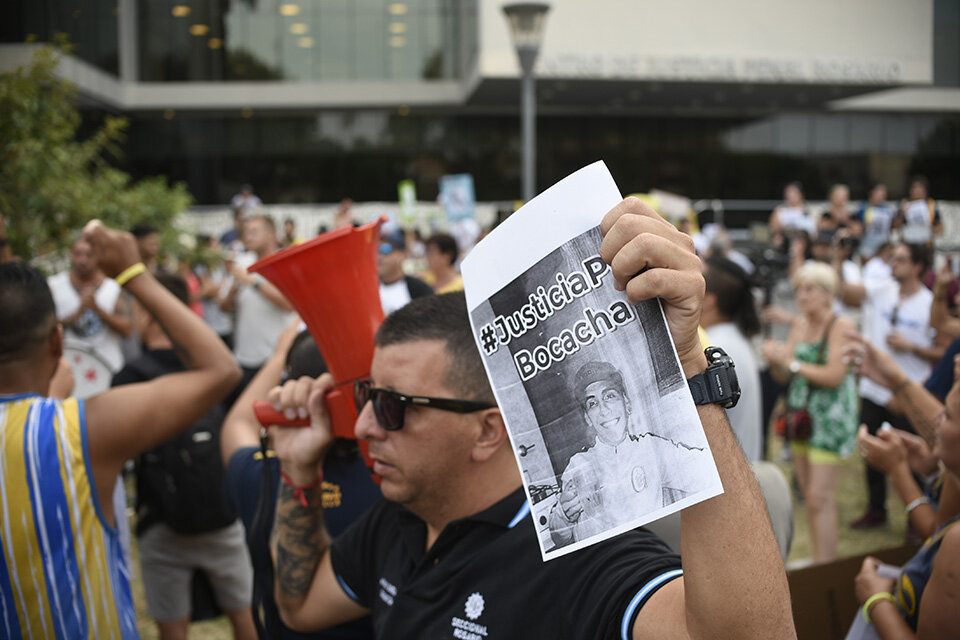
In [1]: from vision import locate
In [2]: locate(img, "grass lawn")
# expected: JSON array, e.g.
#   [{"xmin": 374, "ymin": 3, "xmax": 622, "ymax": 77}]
[{"xmin": 769, "ymin": 436, "xmax": 909, "ymax": 566}]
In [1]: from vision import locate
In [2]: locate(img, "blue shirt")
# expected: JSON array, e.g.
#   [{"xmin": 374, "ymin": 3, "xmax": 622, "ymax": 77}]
[
  {"xmin": 224, "ymin": 445, "xmax": 381, "ymax": 639},
  {"xmin": 924, "ymin": 336, "xmax": 960, "ymax": 401},
  {"xmin": 895, "ymin": 515, "xmax": 960, "ymax": 630}
]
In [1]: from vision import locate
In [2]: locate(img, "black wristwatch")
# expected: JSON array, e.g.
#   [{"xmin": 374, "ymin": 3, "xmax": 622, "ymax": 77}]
[{"xmin": 687, "ymin": 346, "xmax": 740, "ymax": 409}]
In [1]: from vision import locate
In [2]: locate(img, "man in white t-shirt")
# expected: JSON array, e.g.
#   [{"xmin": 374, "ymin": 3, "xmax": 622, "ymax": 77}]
[
  {"xmin": 840, "ymin": 242, "xmax": 937, "ymax": 528},
  {"xmin": 48, "ymin": 235, "xmax": 133, "ymax": 373},
  {"xmin": 220, "ymin": 215, "xmax": 296, "ymax": 406},
  {"xmin": 377, "ymin": 230, "xmax": 433, "ymax": 315},
  {"xmin": 701, "ymin": 256, "xmax": 763, "ymax": 462},
  {"xmin": 861, "ymin": 242, "xmax": 893, "ymax": 283}
]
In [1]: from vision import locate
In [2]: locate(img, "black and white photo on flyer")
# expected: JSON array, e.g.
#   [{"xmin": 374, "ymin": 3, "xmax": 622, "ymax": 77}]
[{"xmin": 462, "ymin": 162, "xmax": 723, "ymax": 561}]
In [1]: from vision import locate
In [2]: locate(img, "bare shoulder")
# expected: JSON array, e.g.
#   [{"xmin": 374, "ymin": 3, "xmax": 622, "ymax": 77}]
[
  {"xmin": 832, "ymin": 315, "xmax": 856, "ymax": 336},
  {"xmin": 787, "ymin": 314, "xmax": 807, "ymax": 338},
  {"xmin": 940, "ymin": 520, "xmax": 960, "ymax": 554},
  {"xmin": 928, "ymin": 521, "xmax": 960, "ymax": 582}
]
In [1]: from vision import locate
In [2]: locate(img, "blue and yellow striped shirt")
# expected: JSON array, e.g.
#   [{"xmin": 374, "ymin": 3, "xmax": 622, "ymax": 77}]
[{"xmin": 0, "ymin": 394, "xmax": 138, "ymax": 639}]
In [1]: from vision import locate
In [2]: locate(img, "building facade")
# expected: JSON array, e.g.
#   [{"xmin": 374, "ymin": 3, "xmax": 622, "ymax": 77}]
[{"xmin": 1, "ymin": 0, "xmax": 958, "ymax": 206}]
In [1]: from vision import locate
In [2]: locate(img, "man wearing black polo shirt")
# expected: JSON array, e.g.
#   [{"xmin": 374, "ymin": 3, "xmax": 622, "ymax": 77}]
[{"xmin": 268, "ymin": 198, "xmax": 795, "ymax": 639}]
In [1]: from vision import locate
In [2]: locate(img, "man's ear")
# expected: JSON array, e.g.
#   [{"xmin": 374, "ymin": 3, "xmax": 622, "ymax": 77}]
[
  {"xmin": 50, "ymin": 323, "xmax": 63, "ymax": 361},
  {"xmin": 472, "ymin": 408, "xmax": 510, "ymax": 463}
]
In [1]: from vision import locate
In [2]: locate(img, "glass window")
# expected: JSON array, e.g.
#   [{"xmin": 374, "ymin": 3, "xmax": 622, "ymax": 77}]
[
  {"xmin": 882, "ymin": 116, "xmax": 919, "ymax": 154},
  {"xmin": 137, "ymin": 0, "xmax": 467, "ymax": 82},
  {"xmin": 774, "ymin": 115, "xmax": 811, "ymax": 155},
  {"xmin": 122, "ymin": 111, "xmax": 960, "ymax": 206},
  {"xmin": 724, "ymin": 119, "xmax": 775, "ymax": 152},
  {"xmin": 934, "ymin": 0, "xmax": 960, "ymax": 87},
  {"xmin": 811, "ymin": 115, "xmax": 848, "ymax": 154},
  {"xmin": 850, "ymin": 115, "xmax": 883, "ymax": 153},
  {"xmin": 1, "ymin": 0, "xmax": 118, "ymax": 75}
]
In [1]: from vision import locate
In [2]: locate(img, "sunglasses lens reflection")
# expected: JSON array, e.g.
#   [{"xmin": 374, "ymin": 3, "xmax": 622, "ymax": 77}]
[
  {"xmin": 374, "ymin": 392, "xmax": 404, "ymax": 431},
  {"xmin": 355, "ymin": 380, "xmax": 405, "ymax": 430},
  {"xmin": 354, "ymin": 380, "xmax": 369, "ymax": 413}
]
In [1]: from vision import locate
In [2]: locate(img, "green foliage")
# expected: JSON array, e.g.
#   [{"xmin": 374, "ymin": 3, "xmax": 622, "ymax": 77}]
[{"xmin": 0, "ymin": 42, "xmax": 194, "ymax": 262}]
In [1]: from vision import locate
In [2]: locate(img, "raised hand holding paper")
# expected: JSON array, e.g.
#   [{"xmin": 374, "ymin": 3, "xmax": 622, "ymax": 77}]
[{"xmin": 461, "ymin": 161, "xmax": 723, "ymax": 560}]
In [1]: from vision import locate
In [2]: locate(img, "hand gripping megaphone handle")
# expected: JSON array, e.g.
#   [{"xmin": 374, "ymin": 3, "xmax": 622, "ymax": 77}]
[
  {"xmin": 252, "ymin": 387, "xmax": 358, "ymax": 439},
  {"xmin": 252, "ymin": 402, "xmax": 309, "ymax": 427}
]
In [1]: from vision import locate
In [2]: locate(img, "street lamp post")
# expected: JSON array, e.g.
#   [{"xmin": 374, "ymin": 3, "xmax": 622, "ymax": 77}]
[{"xmin": 502, "ymin": 3, "xmax": 550, "ymax": 203}]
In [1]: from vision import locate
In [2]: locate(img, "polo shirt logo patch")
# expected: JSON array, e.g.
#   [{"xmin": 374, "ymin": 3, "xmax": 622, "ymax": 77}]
[
  {"xmin": 378, "ymin": 577, "xmax": 397, "ymax": 606},
  {"xmin": 465, "ymin": 592, "xmax": 485, "ymax": 619},
  {"xmin": 451, "ymin": 593, "xmax": 488, "ymax": 639}
]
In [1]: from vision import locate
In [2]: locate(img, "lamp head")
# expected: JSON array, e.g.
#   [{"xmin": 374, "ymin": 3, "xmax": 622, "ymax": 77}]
[{"xmin": 502, "ymin": 3, "xmax": 550, "ymax": 51}]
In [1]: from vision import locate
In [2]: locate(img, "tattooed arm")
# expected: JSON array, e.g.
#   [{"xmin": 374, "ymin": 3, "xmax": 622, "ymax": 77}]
[
  {"xmin": 273, "ymin": 473, "xmax": 327, "ymax": 600},
  {"xmin": 269, "ymin": 375, "xmax": 369, "ymax": 631}
]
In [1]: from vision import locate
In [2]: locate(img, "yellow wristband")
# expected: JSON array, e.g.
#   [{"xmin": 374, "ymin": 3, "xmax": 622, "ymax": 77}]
[
  {"xmin": 862, "ymin": 592, "xmax": 896, "ymax": 624},
  {"xmin": 115, "ymin": 262, "xmax": 147, "ymax": 287}
]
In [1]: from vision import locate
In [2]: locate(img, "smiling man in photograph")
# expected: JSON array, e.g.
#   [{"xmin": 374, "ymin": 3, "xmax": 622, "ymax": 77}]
[{"xmin": 547, "ymin": 360, "xmax": 709, "ymax": 546}]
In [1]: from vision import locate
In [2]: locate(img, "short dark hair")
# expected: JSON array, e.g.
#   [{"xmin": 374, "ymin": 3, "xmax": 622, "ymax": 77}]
[
  {"xmin": 154, "ymin": 272, "xmax": 189, "ymax": 305},
  {"xmin": 281, "ymin": 330, "xmax": 359, "ymax": 461},
  {"xmin": 426, "ymin": 233, "xmax": 459, "ymax": 266},
  {"xmin": 375, "ymin": 292, "xmax": 493, "ymax": 403},
  {"xmin": 69, "ymin": 232, "xmax": 88, "ymax": 249},
  {"xmin": 903, "ymin": 242, "xmax": 932, "ymax": 273},
  {"xmin": 909, "ymin": 175, "xmax": 930, "ymax": 192},
  {"xmin": 705, "ymin": 256, "xmax": 761, "ymax": 337},
  {"xmin": 0, "ymin": 263, "xmax": 57, "ymax": 363},
  {"xmin": 285, "ymin": 330, "xmax": 327, "ymax": 380},
  {"xmin": 131, "ymin": 223, "xmax": 158, "ymax": 239}
]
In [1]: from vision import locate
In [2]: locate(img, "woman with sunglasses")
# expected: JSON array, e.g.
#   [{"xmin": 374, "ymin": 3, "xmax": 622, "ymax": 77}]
[{"xmin": 762, "ymin": 261, "xmax": 858, "ymax": 563}]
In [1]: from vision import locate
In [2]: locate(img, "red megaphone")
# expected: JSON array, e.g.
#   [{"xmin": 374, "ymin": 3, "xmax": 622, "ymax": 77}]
[{"xmin": 249, "ymin": 217, "xmax": 387, "ymax": 454}]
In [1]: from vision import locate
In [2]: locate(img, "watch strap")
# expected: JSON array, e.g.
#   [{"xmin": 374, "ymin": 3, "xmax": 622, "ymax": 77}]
[
  {"xmin": 688, "ymin": 347, "xmax": 740, "ymax": 408},
  {"xmin": 688, "ymin": 372, "xmax": 710, "ymax": 405}
]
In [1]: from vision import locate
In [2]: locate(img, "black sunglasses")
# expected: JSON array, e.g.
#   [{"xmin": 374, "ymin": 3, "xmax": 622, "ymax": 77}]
[{"xmin": 353, "ymin": 379, "xmax": 495, "ymax": 431}]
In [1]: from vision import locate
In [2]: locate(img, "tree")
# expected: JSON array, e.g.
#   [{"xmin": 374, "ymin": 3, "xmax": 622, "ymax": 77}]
[{"xmin": 0, "ymin": 41, "xmax": 193, "ymax": 262}]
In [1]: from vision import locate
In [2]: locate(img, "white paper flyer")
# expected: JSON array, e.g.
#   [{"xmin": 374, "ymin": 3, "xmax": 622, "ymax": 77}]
[{"xmin": 461, "ymin": 161, "xmax": 723, "ymax": 561}]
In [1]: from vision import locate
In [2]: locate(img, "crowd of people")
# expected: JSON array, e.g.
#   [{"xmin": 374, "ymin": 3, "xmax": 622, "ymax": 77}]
[{"xmin": 0, "ymin": 173, "xmax": 958, "ymax": 640}]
